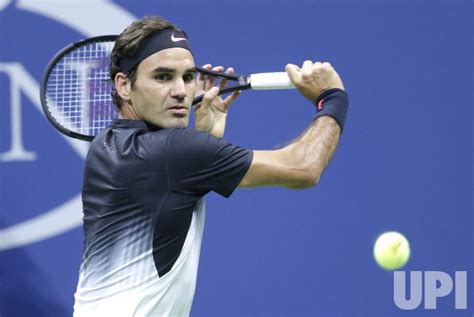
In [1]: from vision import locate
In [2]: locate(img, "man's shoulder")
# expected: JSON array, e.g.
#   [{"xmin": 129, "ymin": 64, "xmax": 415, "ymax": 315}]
[
  {"xmin": 138, "ymin": 127, "xmax": 205, "ymax": 146},
  {"xmin": 129, "ymin": 127, "xmax": 219, "ymax": 163},
  {"xmin": 163, "ymin": 127, "xmax": 214, "ymax": 141},
  {"xmin": 159, "ymin": 128, "xmax": 218, "ymax": 153}
]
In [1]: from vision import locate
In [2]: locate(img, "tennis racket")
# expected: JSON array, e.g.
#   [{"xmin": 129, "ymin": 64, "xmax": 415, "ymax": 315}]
[{"xmin": 40, "ymin": 35, "xmax": 295, "ymax": 141}]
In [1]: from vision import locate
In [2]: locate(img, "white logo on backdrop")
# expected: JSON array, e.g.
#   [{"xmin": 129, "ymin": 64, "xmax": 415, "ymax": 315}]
[{"xmin": 0, "ymin": 0, "xmax": 135, "ymax": 251}]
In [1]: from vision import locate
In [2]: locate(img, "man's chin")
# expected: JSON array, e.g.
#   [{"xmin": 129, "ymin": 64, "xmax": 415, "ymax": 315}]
[
  {"xmin": 162, "ymin": 116, "xmax": 189, "ymax": 129},
  {"xmin": 173, "ymin": 116, "xmax": 190, "ymax": 127}
]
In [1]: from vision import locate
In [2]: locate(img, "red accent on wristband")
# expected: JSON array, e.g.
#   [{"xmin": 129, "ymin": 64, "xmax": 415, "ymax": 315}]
[{"xmin": 317, "ymin": 99, "xmax": 324, "ymax": 111}]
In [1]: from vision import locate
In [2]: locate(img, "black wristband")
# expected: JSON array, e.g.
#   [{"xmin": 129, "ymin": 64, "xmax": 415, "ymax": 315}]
[{"xmin": 314, "ymin": 88, "xmax": 349, "ymax": 132}]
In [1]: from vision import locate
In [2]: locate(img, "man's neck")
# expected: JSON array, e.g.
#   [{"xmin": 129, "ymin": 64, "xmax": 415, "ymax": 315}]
[{"xmin": 119, "ymin": 104, "xmax": 140, "ymax": 120}]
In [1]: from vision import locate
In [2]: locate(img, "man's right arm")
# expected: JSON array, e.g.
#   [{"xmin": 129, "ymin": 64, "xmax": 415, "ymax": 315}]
[{"xmin": 239, "ymin": 60, "xmax": 347, "ymax": 189}]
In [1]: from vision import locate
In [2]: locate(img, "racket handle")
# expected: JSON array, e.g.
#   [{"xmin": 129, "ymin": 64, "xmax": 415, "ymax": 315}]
[{"xmin": 250, "ymin": 72, "xmax": 295, "ymax": 90}]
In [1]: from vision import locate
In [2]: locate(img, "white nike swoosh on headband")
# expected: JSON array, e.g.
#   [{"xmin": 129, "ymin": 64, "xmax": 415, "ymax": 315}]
[{"xmin": 171, "ymin": 33, "xmax": 187, "ymax": 42}]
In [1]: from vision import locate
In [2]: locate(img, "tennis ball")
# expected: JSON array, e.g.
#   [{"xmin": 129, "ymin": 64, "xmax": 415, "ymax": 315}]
[{"xmin": 373, "ymin": 231, "xmax": 410, "ymax": 270}]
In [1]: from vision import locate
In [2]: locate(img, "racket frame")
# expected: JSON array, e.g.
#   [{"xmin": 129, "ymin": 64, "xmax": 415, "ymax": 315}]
[
  {"xmin": 40, "ymin": 35, "xmax": 118, "ymax": 142},
  {"xmin": 193, "ymin": 67, "xmax": 251, "ymax": 105},
  {"xmin": 40, "ymin": 35, "xmax": 290, "ymax": 141}
]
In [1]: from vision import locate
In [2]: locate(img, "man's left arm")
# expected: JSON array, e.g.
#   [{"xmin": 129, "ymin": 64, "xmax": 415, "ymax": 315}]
[{"xmin": 193, "ymin": 65, "xmax": 240, "ymax": 138}]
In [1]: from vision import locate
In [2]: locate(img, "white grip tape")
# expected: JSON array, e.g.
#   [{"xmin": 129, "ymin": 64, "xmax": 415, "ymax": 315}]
[{"xmin": 250, "ymin": 72, "xmax": 295, "ymax": 90}]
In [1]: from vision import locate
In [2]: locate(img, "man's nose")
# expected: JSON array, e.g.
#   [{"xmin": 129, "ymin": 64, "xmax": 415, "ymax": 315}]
[{"xmin": 170, "ymin": 78, "xmax": 186, "ymax": 100}]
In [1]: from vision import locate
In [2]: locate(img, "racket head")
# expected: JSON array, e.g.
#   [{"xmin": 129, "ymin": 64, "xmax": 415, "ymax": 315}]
[
  {"xmin": 41, "ymin": 35, "xmax": 291, "ymax": 141},
  {"xmin": 40, "ymin": 35, "xmax": 118, "ymax": 141}
]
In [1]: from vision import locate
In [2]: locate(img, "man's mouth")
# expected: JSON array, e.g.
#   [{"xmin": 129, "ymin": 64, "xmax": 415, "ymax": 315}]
[{"xmin": 168, "ymin": 106, "xmax": 188, "ymax": 115}]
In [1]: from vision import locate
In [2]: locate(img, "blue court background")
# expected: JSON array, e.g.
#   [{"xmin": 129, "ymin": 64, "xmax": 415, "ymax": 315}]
[{"xmin": 0, "ymin": 0, "xmax": 472, "ymax": 316}]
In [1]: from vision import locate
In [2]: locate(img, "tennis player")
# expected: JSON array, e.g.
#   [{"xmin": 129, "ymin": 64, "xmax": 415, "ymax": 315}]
[{"xmin": 73, "ymin": 16, "xmax": 348, "ymax": 317}]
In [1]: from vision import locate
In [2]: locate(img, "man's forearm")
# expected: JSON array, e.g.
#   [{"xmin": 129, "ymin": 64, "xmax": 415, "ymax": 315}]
[
  {"xmin": 239, "ymin": 61, "xmax": 348, "ymax": 189},
  {"xmin": 280, "ymin": 115, "xmax": 341, "ymax": 185}
]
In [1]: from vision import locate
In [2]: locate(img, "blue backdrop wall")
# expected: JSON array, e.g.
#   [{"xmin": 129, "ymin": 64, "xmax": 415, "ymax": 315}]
[{"xmin": 0, "ymin": 0, "xmax": 472, "ymax": 316}]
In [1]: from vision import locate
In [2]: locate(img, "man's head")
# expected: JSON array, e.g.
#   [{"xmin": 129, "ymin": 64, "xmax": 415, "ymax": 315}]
[{"xmin": 110, "ymin": 16, "xmax": 196, "ymax": 128}]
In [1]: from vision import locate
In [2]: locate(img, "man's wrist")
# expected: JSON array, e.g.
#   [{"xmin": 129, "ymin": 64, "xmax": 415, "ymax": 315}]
[{"xmin": 314, "ymin": 88, "xmax": 349, "ymax": 132}]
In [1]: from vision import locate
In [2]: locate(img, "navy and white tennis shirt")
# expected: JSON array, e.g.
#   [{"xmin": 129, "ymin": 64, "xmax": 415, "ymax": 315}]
[{"xmin": 73, "ymin": 119, "xmax": 253, "ymax": 317}]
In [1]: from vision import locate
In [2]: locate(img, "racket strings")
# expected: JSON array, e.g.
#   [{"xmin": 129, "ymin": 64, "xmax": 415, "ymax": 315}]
[
  {"xmin": 44, "ymin": 37, "xmax": 292, "ymax": 140},
  {"xmin": 45, "ymin": 41, "xmax": 117, "ymax": 137}
]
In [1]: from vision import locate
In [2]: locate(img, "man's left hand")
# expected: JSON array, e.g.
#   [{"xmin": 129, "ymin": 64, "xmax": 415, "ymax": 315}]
[{"xmin": 194, "ymin": 65, "xmax": 240, "ymax": 138}]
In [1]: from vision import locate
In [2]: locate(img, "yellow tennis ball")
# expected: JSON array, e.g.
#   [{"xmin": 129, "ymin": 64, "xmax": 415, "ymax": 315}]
[{"xmin": 373, "ymin": 231, "xmax": 410, "ymax": 270}]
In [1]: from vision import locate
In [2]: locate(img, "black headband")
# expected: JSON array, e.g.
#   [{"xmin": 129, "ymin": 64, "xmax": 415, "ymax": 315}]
[{"xmin": 118, "ymin": 29, "xmax": 192, "ymax": 74}]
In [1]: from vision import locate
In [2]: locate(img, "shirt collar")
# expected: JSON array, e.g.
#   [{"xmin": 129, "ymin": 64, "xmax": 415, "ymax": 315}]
[
  {"xmin": 111, "ymin": 118, "xmax": 148, "ymax": 129},
  {"xmin": 111, "ymin": 119, "xmax": 164, "ymax": 132}
]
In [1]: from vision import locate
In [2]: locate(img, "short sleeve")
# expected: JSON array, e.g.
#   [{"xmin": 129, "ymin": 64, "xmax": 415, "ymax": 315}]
[{"xmin": 165, "ymin": 128, "xmax": 253, "ymax": 197}]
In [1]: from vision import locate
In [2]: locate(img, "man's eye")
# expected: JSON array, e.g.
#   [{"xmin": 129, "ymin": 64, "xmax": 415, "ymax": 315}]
[
  {"xmin": 183, "ymin": 73, "xmax": 196, "ymax": 83},
  {"xmin": 155, "ymin": 73, "xmax": 172, "ymax": 81}
]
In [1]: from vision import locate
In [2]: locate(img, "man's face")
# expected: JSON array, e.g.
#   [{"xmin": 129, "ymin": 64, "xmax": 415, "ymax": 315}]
[{"xmin": 129, "ymin": 48, "xmax": 196, "ymax": 128}]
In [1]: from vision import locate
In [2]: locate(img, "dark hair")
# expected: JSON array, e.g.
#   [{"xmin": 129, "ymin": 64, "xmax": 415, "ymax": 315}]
[{"xmin": 110, "ymin": 16, "xmax": 178, "ymax": 110}]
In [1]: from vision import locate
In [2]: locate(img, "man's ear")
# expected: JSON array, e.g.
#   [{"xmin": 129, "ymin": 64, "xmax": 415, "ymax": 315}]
[{"xmin": 115, "ymin": 72, "xmax": 132, "ymax": 103}]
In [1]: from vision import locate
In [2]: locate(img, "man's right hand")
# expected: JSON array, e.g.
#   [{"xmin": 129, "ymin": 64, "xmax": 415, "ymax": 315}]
[{"xmin": 286, "ymin": 60, "xmax": 345, "ymax": 102}]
